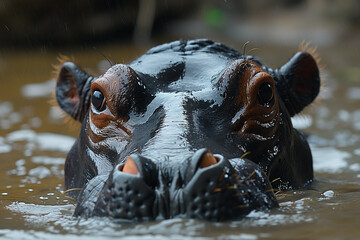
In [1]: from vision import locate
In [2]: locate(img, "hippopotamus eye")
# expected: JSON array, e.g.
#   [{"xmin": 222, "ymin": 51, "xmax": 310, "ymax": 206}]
[
  {"xmin": 92, "ymin": 90, "xmax": 106, "ymax": 112},
  {"xmin": 258, "ymin": 82, "xmax": 274, "ymax": 106}
]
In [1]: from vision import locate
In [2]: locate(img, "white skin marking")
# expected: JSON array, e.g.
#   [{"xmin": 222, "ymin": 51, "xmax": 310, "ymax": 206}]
[
  {"xmin": 141, "ymin": 92, "xmax": 193, "ymax": 162},
  {"xmin": 86, "ymin": 147, "xmax": 113, "ymax": 175}
]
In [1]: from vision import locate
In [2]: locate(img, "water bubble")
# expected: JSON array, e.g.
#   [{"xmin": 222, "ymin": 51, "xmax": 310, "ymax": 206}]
[
  {"xmin": 338, "ymin": 110, "xmax": 351, "ymax": 122},
  {"xmin": 28, "ymin": 166, "xmax": 51, "ymax": 179},
  {"xmin": 0, "ymin": 102, "xmax": 13, "ymax": 117},
  {"xmin": 31, "ymin": 156, "xmax": 64, "ymax": 165},
  {"xmin": 21, "ymin": 80, "xmax": 55, "ymax": 98},
  {"xmin": 322, "ymin": 190, "xmax": 335, "ymax": 199},
  {"xmin": 311, "ymin": 146, "xmax": 350, "ymax": 173},
  {"xmin": 49, "ymin": 107, "xmax": 64, "ymax": 121},
  {"xmin": 1, "ymin": 119, "xmax": 12, "ymax": 129},
  {"xmin": 0, "ymin": 144, "xmax": 12, "ymax": 153},
  {"xmin": 291, "ymin": 115, "xmax": 313, "ymax": 129},
  {"xmin": 15, "ymin": 159, "xmax": 26, "ymax": 167},
  {"xmin": 346, "ymin": 87, "xmax": 360, "ymax": 100},
  {"xmin": 29, "ymin": 117, "xmax": 42, "ymax": 128},
  {"xmin": 9, "ymin": 112, "xmax": 22, "ymax": 123},
  {"xmin": 349, "ymin": 163, "xmax": 360, "ymax": 171},
  {"xmin": 7, "ymin": 129, "xmax": 36, "ymax": 142}
]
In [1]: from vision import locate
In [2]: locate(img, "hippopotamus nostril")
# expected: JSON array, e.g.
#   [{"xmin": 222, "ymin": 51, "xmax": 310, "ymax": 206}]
[
  {"xmin": 184, "ymin": 148, "xmax": 225, "ymax": 183},
  {"xmin": 121, "ymin": 157, "xmax": 139, "ymax": 175},
  {"xmin": 83, "ymin": 154, "xmax": 160, "ymax": 220},
  {"xmin": 198, "ymin": 151, "xmax": 219, "ymax": 169},
  {"xmin": 114, "ymin": 154, "xmax": 158, "ymax": 183}
]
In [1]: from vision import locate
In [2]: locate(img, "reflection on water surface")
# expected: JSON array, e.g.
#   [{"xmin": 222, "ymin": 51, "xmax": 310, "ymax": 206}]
[{"xmin": 0, "ymin": 45, "xmax": 360, "ymax": 240}]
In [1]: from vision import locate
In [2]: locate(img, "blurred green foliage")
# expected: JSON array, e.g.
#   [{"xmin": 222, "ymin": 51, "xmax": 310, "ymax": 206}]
[{"xmin": 203, "ymin": 8, "xmax": 226, "ymax": 28}]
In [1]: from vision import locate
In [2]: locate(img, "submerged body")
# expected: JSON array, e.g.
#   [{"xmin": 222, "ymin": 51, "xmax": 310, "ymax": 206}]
[{"xmin": 55, "ymin": 39, "xmax": 320, "ymax": 221}]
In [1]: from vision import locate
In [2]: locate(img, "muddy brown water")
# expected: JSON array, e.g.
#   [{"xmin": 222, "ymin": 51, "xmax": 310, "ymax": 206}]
[{"xmin": 0, "ymin": 43, "xmax": 360, "ymax": 240}]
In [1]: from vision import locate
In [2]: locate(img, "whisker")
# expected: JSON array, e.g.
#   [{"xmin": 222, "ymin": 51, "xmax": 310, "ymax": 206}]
[
  {"xmin": 276, "ymin": 195, "xmax": 288, "ymax": 200},
  {"xmin": 271, "ymin": 177, "xmax": 281, "ymax": 183},
  {"xmin": 218, "ymin": 170, "xmax": 226, "ymax": 183},
  {"xmin": 240, "ymin": 151, "xmax": 251, "ymax": 158},
  {"xmin": 236, "ymin": 179, "xmax": 244, "ymax": 185},
  {"xmin": 234, "ymin": 192, "xmax": 248, "ymax": 197},
  {"xmin": 247, "ymin": 47, "xmax": 260, "ymax": 55},
  {"xmin": 93, "ymin": 46, "xmax": 114, "ymax": 66},
  {"xmin": 242, "ymin": 41, "xmax": 250, "ymax": 56},
  {"xmin": 213, "ymin": 188, "xmax": 222, "ymax": 193},
  {"xmin": 61, "ymin": 188, "xmax": 82, "ymax": 203},
  {"xmin": 63, "ymin": 188, "xmax": 83, "ymax": 194},
  {"xmin": 266, "ymin": 187, "xmax": 289, "ymax": 200},
  {"xmin": 276, "ymin": 193, "xmax": 291, "ymax": 198},
  {"xmin": 64, "ymin": 195, "xmax": 77, "ymax": 202},
  {"xmin": 234, "ymin": 175, "xmax": 242, "ymax": 181},
  {"xmin": 271, "ymin": 188, "xmax": 281, "ymax": 192},
  {"xmin": 274, "ymin": 190, "xmax": 283, "ymax": 196},
  {"xmin": 235, "ymin": 204, "xmax": 249, "ymax": 209},
  {"xmin": 245, "ymin": 170, "xmax": 256, "ymax": 180},
  {"xmin": 62, "ymin": 188, "xmax": 83, "ymax": 203}
]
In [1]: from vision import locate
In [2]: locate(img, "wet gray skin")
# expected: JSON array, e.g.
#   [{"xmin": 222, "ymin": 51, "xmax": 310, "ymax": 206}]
[{"xmin": 55, "ymin": 39, "xmax": 320, "ymax": 221}]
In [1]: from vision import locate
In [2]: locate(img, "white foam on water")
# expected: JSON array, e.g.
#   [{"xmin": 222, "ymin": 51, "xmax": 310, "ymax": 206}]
[
  {"xmin": 291, "ymin": 115, "xmax": 313, "ymax": 129},
  {"xmin": 0, "ymin": 144, "xmax": 12, "ymax": 153},
  {"xmin": 6, "ymin": 129, "xmax": 37, "ymax": 142},
  {"xmin": 5, "ymin": 203, "xmax": 214, "ymax": 240},
  {"xmin": 36, "ymin": 133, "xmax": 75, "ymax": 152},
  {"xmin": 31, "ymin": 156, "xmax": 65, "ymax": 166},
  {"xmin": 0, "ymin": 230, "xmax": 213, "ymax": 240},
  {"xmin": 0, "ymin": 101, "xmax": 13, "ymax": 117},
  {"xmin": 311, "ymin": 146, "xmax": 350, "ymax": 173},
  {"xmin": 21, "ymin": 80, "xmax": 55, "ymax": 98},
  {"xmin": 322, "ymin": 190, "xmax": 335, "ymax": 199},
  {"xmin": 6, "ymin": 130, "xmax": 75, "ymax": 153},
  {"xmin": 243, "ymin": 208, "xmax": 313, "ymax": 227},
  {"xmin": 346, "ymin": 87, "xmax": 360, "ymax": 100},
  {"xmin": 28, "ymin": 166, "xmax": 52, "ymax": 179},
  {"xmin": 218, "ymin": 234, "xmax": 258, "ymax": 240},
  {"xmin": 349, "ymin": 163, "xmax": 360, "ymax": 171}
]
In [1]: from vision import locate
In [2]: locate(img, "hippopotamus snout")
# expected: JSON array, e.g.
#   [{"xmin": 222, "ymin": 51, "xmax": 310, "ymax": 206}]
[{"xmin": 75, "ymin": 149, "xmax": 277, "ymax": 221}]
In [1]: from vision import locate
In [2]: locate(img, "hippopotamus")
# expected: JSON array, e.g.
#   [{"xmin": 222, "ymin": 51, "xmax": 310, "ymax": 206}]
[{"xmin": 55, "ymin": 39, "xmax": 320, "ymax": 221}]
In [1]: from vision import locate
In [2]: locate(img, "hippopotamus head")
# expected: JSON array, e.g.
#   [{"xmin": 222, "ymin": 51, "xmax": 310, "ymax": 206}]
[{"xmin": 55, "ymin": 39, "xmax": 320, "ymax": 221}]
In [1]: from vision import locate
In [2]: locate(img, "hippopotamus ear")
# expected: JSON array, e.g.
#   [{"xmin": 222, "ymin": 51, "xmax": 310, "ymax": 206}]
[
  {"xmin": 56, "ymin": 62, "xmax": 95, "ymax": 122},
  {"xmin": 275, "ymin": 51, "xmax": 320, "ymax": 116}
]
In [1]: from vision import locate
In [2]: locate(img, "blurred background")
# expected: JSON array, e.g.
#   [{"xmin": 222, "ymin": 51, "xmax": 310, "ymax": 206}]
[
  {"xmin": 0, "ymin": 0, "xmax": 359, "ymax": 75},
  {"xmin": 0, "ymin": 0, "xmax": 360, "ymax": 47},
  {"xmin": 0, "ymin": 0, "xmax": 359, "ymax": 60},
  {"xmin": 0, "ymin": 0, "xmax": 359, "ymax": 116},
  {"xmin": 0, "ymin": 0, "xmax": 359, "ymax": 92}
]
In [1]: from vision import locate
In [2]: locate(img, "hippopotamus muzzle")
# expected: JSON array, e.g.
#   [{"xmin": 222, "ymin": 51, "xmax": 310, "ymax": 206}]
[{"xmin": 75, "ymin": 149, "xmax": 277, "ymax": 221}]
